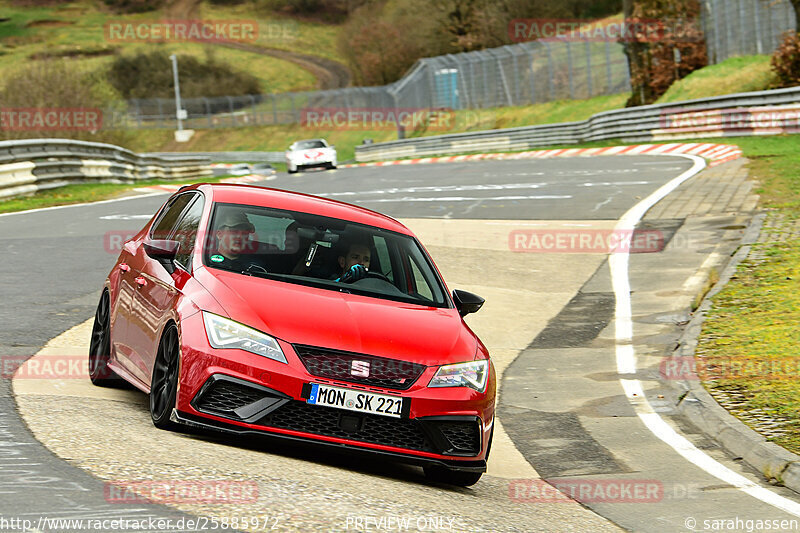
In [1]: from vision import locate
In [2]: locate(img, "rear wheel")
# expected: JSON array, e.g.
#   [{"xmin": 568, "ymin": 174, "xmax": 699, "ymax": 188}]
[
  {"xmin": 423, "ymin": 465, "xmax": 483, "ymax": 487},
  {"xmin": 88, "ymin": 291, "xmax": 120, "ymax": 387},
  {"xmin": 150, "ymin": 324, "xmax": 180, "ymax": 430}
]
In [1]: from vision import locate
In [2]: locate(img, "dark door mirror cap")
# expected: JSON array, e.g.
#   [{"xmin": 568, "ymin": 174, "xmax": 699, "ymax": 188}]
[
  {"xmin": 452, "ymin": 289, "xmax": 484, "ymax": 317},
  {"xmin": 143, "ymin": 239, "xmax": 180, "ymax": 274}
]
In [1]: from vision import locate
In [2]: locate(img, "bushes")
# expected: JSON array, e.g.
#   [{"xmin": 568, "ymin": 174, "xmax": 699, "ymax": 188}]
[
  {"xmin": 771, "ymin": 31, "xmax": 800, "ymax": 88},
  {"xmin": 102, "ymin": 0, "xmax": 166, "ymax": 13},
  {"xmin": 107, "ymin": 50, "xmax": 262, "ymax": 99},
  {"xmin": 0, "ymin": 60, "xmax": 129, "ymax": 145},
  {"xmin": 624, "ymin": 0, "xmax": 708, "ymax": 106}
]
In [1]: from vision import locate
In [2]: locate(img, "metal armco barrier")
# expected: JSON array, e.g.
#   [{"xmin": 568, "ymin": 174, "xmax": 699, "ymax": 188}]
[
  {"xmin": 354, "ymin": 87, "xmax": 800, "ymax": 162},
  {"xmin": 0, "ymin": 139, "xmax": 212, "ymax": 199},
  {"xmin": 144, "ymin": 151, "xmax": 284, "ymax": 163}
]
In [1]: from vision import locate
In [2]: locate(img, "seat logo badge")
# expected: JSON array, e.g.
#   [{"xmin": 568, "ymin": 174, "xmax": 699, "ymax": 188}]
[{"xmin": 351, "ymin": 360, "xmax": 370, "ymax": 377}]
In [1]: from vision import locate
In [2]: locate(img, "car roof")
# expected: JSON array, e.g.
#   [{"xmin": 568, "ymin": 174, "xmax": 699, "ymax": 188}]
[
  {"xmin": 188, "ymin": 183, "xmax": 411, "ymax": 234},
  {"xmin": 293, "ymin": 139, "xmax": 326, "ymax": 144}
]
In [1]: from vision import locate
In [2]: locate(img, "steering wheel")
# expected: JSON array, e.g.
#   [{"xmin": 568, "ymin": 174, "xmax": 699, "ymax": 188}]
[
  {"xmin": 364, "ymin": 271, "xmax": 391, "ymax": 282},
  {"xmin": 245, "ymin": 263, "xmax": 269, "ymax": 275}
]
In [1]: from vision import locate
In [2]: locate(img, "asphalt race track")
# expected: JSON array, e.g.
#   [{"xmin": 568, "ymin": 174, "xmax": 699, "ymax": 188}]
[{"xmin": 1, "ymin": 155, "xmax": 797, "ymax": 532}]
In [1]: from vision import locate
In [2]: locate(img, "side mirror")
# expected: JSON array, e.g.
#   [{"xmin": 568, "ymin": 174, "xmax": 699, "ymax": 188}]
[
  {"xmin": 452, "ymin": 289, "xmax": 484, "ymax": 317},
  {"xmin": 144, "ymin": 239, "xmax": 180, "ymax": 275}
]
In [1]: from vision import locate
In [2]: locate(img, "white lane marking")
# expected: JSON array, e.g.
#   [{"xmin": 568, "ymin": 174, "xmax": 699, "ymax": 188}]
[
  {"xmin": 98, "ymin": 214, "xmax": 153, "ymax": 220},
  {"xmin": 322, "ymin": 183, "xmax": 549, "ymax": 196},
  {"xmin": 322, "ymin": 180, "xmax": 653, "ymax": 199},
  {"xmin": 581, "ymin": 181, "xmax": 652, "ymax": 187},
  {"xmin": 364, "ymin": 195, "xmax": 572, "ymax": 203},
  {"xmin": 610, "ymin": 154, "xmax": 800, "ymax": 516},
  {"xmin": 0, "ymin": 191, "xmax": 166, "ymax": 218}
]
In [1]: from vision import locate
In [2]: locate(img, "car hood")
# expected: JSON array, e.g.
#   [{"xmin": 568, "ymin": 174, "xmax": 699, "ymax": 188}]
[
  {"xmin": 290, "ymin": 148, "xmax": 333, "ymax": 157},
  {"xmin": 195, "ymin": 268, "xmax": 476, "ymax": 366}
]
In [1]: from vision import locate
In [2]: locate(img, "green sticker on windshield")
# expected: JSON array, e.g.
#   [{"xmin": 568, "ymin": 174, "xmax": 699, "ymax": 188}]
[{"xmin": 210, "ymin": 254, "xmax": 224, "ymax": 263}]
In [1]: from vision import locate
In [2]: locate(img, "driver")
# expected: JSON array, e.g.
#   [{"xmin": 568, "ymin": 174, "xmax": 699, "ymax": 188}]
[
  {"xmin": 209, "ymin": 210, "xmax": 259, "ymax": 272},
  {"xmin": 335, "ymin": 242, "xmax": 371, "ymax": 283}
]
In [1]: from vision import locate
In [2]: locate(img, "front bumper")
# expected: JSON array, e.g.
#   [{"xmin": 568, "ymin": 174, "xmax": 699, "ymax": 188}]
[{"xmin": 176, "ymin": 313, "xmax": 494, "ymax": 471}]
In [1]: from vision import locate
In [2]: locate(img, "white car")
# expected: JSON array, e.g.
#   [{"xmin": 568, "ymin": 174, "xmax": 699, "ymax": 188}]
[{"xmin": 285, "ymin": 139, "xmax": 337, "ymax": 174}]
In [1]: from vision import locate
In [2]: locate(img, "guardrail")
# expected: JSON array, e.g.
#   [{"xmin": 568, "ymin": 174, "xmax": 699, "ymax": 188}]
[
  {"xmin": 354, "ymin": 86, "xmax": 800, "ymax": 162},
  {"xmin": 0, "ymin": 139, "xmax": 212, "ymax": 200},
  {"xmin": 144, "ymin": 151, "xmax": 284, "ymax": 163}
]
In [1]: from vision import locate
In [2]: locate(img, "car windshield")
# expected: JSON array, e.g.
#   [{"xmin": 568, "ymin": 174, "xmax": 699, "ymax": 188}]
[
  {"xmin": 295, "ymin": 140, "xmax": 326, "ymax": 150},
  {"xmin": 204, "ymin": 202, "xmax": 449, "ymax": 308}
]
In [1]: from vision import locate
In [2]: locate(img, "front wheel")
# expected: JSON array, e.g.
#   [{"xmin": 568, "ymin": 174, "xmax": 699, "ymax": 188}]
[
  {"xmin": 423, "ymin": 465, "xmax": 483, "ymax": 487},
  {"xmin": 88, "ymin": 291, "xmax": 120, "ymax": 387},
  {"xmin": 150, "ymin": 324, "xmax": 180, "ymax": 430}
]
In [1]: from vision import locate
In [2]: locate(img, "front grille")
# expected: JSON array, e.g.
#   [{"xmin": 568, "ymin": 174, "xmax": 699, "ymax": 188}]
[
  {"xmin": 196, "ymin": 380, "xmax": 264, "ymax": 416},
  {"xmin": 438, "ymin": 421, "xmax": 481, "ymax": 455},
  {"xmin": 293, "ymin": 345, "xmax": 426, "ymax": 390},
  {"xmin": 257, "ymin": 400, "xmax": 434, "ymax": 452}
]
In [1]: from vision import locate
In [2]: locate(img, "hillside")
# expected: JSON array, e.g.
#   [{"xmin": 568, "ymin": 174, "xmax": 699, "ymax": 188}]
[{"xmin": 0, "ymin": 0, "xmax": 348, "ymax": 93}]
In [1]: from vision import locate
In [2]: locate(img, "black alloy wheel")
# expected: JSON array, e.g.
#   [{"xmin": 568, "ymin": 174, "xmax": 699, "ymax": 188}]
[
  {"xmin": 88, "ymin": 291, "xmax": 119, "ymax": 386},
  {"xmin": 150, "ymin": 323, "xmax": 181, "ymax": 430}
]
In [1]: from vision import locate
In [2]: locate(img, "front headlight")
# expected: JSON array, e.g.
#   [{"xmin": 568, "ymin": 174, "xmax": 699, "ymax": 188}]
[
  {"xmin": 202, "ymin": 311, "xmax": 287, "ymax": 364},
  {"xmin": 428, "ymin": 360, "xmax": 489, "ymax": 392}
]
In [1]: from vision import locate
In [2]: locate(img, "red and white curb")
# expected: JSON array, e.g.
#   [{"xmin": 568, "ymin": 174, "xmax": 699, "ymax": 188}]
[
  {"xmin": 133, "ymin": 174, "xmax": 272, "ymax": 194},
  {"xmin": 342, "ymin": 143, "xmax": 743, "ymax": 169}
]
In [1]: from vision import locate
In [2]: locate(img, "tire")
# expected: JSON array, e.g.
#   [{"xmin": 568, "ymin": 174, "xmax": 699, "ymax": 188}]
[
  {"xmin": 288, "ymin": 168, "xmax": 297, "ymax": 174},
  {"xmin": 150, "ymin": 323, "xmax": 180, "ymax": 430},
  {"xmin": 88, "ymin": 291, "xmax": 121, "ymax": 387},
  {"xmin": 423, "ymin": 465, "xmax": 483, "ymax": 487}
]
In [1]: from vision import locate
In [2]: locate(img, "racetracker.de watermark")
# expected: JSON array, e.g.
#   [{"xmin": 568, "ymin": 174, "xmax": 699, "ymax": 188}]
[
  {"xmin": 104, "ymin": 19, "xmax": 258, "ymax": 43},
  {"xmin": 301, "ymin": 108, "xmax": 457, "ymax": 132},
  {"xmin": 660, "ymin": 107, "xmax": 800, "ymax": 131},
  {"xmin": 103, "ymin": 230, "xmax": 301, "ymax": 255},
  {"xmin": 510, "ymin": 478, "xmax": 663, "ymax": 503},
  {"xmin": 508, "ymin": 18, "xmax": 702, "ymax": 43},
  {"xmin": 0, "ymin": 108, "xmax": 102, "ymax": 132},
  {"xmin": 509, "ymin": 228, "xmax": 665, "ymax": 253},
  {"xmin": 105, "ymin": 480, "xmax": 258, "ymax": 504},
  {"xmin": 1, "ymin": 355, "xmax": 91, "ymax": 380},
  {"xmin": 660, "ymin": 356, "xmax": 800, "ymax": 381}
]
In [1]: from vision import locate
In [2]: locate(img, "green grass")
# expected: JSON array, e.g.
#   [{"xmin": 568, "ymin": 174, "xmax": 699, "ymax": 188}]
[
  {"xmin": 0, "ymin": 0, "xmax": 324, "ymax": 93},
  {"xmin": 656, "ymin": 55, "xmax": 778, "ymax": 103},
  {"xmin": 117, "ymin": 93, "xmax": 632, "ymax": 161},
  {"xmin": 201, "ymin": 2, "xmax": 344, "ymax": 62},
  {"xmin": 684, "ymin": 134, "xmax": 800, "ymax": 455},
  {"xmin": 0, "ymin": 174, "xmax": 237, "ymax": 214}
]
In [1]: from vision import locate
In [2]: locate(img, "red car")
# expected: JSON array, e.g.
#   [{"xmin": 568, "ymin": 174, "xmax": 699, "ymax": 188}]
[{"xmin": 89, "ymin": 183, "xmax": 494, "ymax": 486}]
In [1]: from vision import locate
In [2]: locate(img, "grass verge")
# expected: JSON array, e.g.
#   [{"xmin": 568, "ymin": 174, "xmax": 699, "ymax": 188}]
[
  {"xmin": 0, "ymin": 174, "xmax": 244, "ymax": 214},
  {"xmin": 119, "ymin": 93, "xmax": 632, "ymax": 160},
  {"xmin": 689, "ymin": 134, "xmax": 800, "ymax": 455}
]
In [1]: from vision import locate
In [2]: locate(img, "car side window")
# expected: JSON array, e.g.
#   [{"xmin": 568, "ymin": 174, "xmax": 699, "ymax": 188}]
[
  {"xmin": 150, "ymin": 194, "xmax": 195, "ymax": 241},
  {"xmin": 172, "ymin": 196, "xmax": 204, "ymax": 270}
]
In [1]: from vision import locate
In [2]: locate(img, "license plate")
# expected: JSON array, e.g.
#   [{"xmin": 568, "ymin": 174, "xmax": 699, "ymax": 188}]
[{"xmin": 306, "ymin": 383, "xmax": 405, "ymax": 418}]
